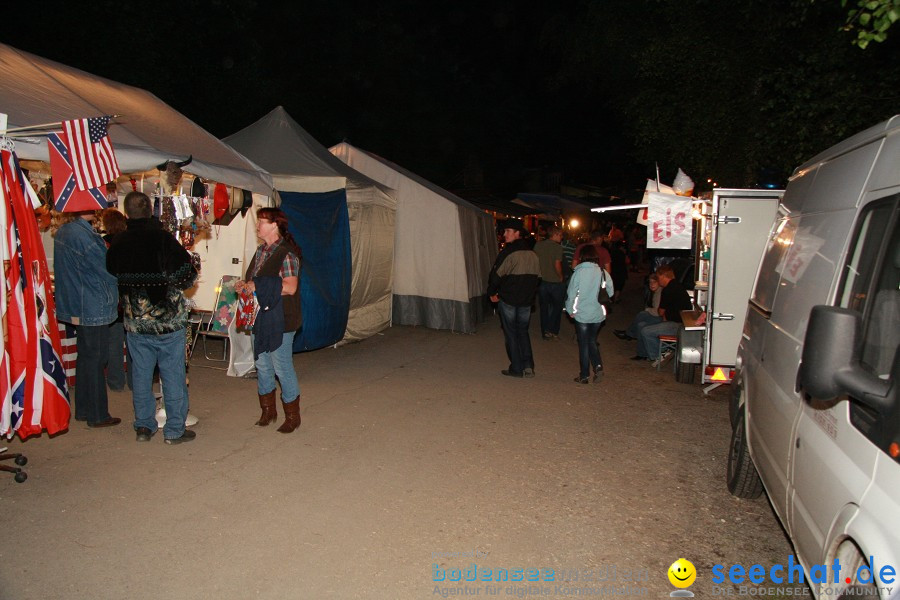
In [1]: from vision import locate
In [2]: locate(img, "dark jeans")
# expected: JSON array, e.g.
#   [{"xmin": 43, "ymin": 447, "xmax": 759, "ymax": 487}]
[
  {"xmin": 74, "ymin": 323, "xmax": 113, "ymax": 424},
  {"xmin": 538, "ymin": 281, "xmax": 566, "ymax": 336},
  {"xmin": 498, "ymin": 301, "xmax": 534, "ymax": 375},
  {"xmin": 106, "ymin": 320, "xmax": 128, "ymax": 390},
  {"xmin": 574, "ymin": 320, "xmax": 603, "ymax": 379}
]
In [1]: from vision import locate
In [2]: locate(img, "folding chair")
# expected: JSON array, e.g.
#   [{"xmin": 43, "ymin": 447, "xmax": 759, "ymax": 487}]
[
  {"xmin": 191, "ymin": 275, "xmax": 239, "ymax": 368},
  {"xmin": 657, "ymin": 334, "xmax": 678, "ymax": 372}
]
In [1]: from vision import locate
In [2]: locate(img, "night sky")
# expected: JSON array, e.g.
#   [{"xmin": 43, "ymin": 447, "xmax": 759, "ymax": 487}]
[{"xmin": 3, "ymin": 1, "xmax": 899, "ymax": 199}]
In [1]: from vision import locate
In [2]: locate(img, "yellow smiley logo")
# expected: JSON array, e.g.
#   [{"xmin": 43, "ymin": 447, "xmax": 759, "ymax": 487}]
[{"xmin": 668, "ymin": 558, "xmax": 696, "ymax": 588}]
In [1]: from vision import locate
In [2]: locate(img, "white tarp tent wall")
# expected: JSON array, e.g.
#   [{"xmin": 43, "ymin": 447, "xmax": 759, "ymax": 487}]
[
  {"xmin": 0, "ymin": 43, "xmax": 274, "ymax": 310},
  {"xmin": 330, "ymin": 142, "xmax": 497, "ymax": 333},
  {"xmin": 224, "ymin": 107, "xmax": 396, "ymax": 343}
]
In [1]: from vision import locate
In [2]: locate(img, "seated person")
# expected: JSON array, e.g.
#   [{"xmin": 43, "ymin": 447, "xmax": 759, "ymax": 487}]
[
  {"xmin": 630, "ymin": 265, "xmax": 693, "ymax": 362},
  {"xmin": 614, "ymin": 273, "xmax": 662, "ymax": 341}
]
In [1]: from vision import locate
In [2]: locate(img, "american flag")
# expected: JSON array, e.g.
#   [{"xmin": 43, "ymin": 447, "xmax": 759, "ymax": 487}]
[
  {"xmin": 62, "ymin": 116, "xmax": 120, "ymax": 192},
  {"xmin": 0, "ymin": 149, "xmax": 70, "ymax": 439},
  {"xmin": 48, "ymin": 132, "xmax": 108, "ymax": 212}
]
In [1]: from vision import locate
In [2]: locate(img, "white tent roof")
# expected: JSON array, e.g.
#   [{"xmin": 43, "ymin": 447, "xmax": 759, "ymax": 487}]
[{"xmin": 0, "ymin": 43, "xmax": 272, "ymax": 194}]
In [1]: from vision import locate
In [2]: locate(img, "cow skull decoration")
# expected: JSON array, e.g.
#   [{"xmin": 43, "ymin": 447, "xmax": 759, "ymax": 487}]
[{"xmin": 156, "ymin": 155, "xmax": 192, "ymax": 195}]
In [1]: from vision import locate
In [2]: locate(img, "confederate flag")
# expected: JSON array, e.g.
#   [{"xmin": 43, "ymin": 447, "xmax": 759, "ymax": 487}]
[{"xmin": 48, "ymin": 132, "xmax": 108, "ymax": 212}]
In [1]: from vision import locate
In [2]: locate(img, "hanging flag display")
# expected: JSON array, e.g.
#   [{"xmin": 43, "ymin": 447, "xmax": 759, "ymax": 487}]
[
  {"xmin": 47, "ymin": 132, "xmax": 108, "ymax": 212},
  {"xmin": 1, "ymin": 148, "xmax": 71, "ymax": 440},
  {"xmin": 62, "ymin": 116, "xmax": 120, "ymax": 191}
]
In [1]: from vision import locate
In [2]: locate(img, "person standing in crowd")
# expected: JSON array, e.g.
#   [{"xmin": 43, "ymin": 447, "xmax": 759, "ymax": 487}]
[
  {"xmin": 560, "ymin": 231, "xmax": 576, "ymax": 281},
  {"xmin": 53, "ymin": 211, "xmax": 121, "ymax": 428},
  {"xmin": 632, "ymin": 264, "xmax": 693, "ymax": 364},
  {"xmin": 107, "ymin": 192, "xmax": 198, "ymax": 444},
  {"xmin": 573, "ymin": 229, "xmax": 612, "ymax": 274},
  {"xmin": 608, "ymin": 232, "xmax": 629, "ymax": 304},
  {"xmin": 235, "ymin": 207, "xmax": 303, "ymax": 433},
  {"xmin": 534, "ymin": 225, "xmax": 565, "ymax": 340},
  {"xmin": 100, "ymin": 208, "xmax": 129, "ymax": 392},
  {"xmin": 487, "ymin": 219, "xmax": 540, "ymax": 378},
  {"xmin": 565, "ymin": 244, "xmax": 614, "ymax": 384}
]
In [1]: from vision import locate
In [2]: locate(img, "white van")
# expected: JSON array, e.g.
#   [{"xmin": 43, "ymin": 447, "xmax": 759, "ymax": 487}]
[{"xmin": 728, "ymin": 115, "xmax": 900, "ymax": 600}]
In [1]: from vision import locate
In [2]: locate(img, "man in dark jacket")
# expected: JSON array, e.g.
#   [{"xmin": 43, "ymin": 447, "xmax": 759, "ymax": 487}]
[
  {"xmin": 107, "ymin": 192, "xmax": 198, "ymax": 444},
  {"xmin": 487, "ymin": 219, "xmax": 541, "ymax": 378}
]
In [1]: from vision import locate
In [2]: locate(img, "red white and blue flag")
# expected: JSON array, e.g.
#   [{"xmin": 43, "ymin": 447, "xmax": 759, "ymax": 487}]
[
  {"xmin": 0, "ymin": 149, "xmax": 70, "ymax": 439},
  {"xmin": 48, "ymin": 132, "xmax": 108, "ymax": 212},
  {"xmin": 62, "ymin": 116, "xmax": 120, "ymax": 191}
]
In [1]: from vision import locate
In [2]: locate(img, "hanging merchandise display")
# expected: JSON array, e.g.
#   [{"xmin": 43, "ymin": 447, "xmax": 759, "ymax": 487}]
[{"xmin": 1, "ymin": 145, "xmax": 72, "ymax": 441}]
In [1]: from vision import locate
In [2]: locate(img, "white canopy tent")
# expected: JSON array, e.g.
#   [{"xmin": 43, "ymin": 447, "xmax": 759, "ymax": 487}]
[
  {"xmin": 330, "ymin": 142, "xmax": 496, "ymax": 333},
  {"xmin": 0, "ymin": 43, "xmax": 274, "ymax": 310},
  {"xmin": 224, "ymin": 107, "xmax": 396, "ymax": 342}
]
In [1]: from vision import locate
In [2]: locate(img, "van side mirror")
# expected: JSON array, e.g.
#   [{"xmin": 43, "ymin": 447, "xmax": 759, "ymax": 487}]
[{"xmin": 799, "ymin": 306, "xmax": 892, "ymax": 412}]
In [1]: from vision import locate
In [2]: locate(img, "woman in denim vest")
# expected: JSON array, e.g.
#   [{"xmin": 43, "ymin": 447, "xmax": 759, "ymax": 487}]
[{"xmin": 53, "ymin": 211, "xmax": 121, "ymax": 427}]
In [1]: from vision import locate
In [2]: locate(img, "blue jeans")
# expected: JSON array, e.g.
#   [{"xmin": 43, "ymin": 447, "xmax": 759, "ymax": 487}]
[
  {"xmin": 538, "ymin": 281, "xmax": 566, "ymax": 336},
  {"xmin": 253, "ymin": 331, "xmax": 300, "ymax": 403},
  {"xmin": 497, "ymin": 301, "xmax": 534, "ymax": 375},
  {"xmin": 128, "ymin": 329, "xmax": 188, "ymax": 439},
  {"xmin": 74, "ymin": 323, "xmax": 113, "ymax": 424},
  {"xmin": 637, "ymin": 320, "xmax": 682, "ymax": 359},
  {"xmin": 626, "ymin": 311, "xmax": 663, "ymax": 339},
  {"xmin": 574, "ymin": 321, "xmax": 603, "ymax": 379}
]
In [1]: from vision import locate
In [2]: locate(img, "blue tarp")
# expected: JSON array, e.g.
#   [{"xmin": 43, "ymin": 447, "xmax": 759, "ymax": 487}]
[{"xmin": 279, "ymin": 190, "xmax": 351, "ymax": 352}]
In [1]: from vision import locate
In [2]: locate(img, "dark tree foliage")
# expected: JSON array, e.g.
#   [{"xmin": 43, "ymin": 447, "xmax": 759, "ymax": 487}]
[{"xmin": 547, "ymin": 0, "xmax": 900, "ymax": 188}]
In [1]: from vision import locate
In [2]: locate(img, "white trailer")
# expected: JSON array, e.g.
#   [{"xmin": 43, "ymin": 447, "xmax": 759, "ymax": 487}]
[{"xmin": 677, "ymin": 188, "xmax": 782, "ymax": 389}]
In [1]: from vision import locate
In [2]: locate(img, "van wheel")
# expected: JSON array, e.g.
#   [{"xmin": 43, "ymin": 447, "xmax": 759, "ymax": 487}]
[
  {"xmin": 727, "ymin": 411, "xmax": 763, "ymax": 498},
  {"xmin": 676, "ymin": 358, "xmax": 696, "ymax": 384},
  {"xmin": 832, "ymin": 543, "xmax": 879, "ymax": 600},
  {"xmin": 729, "ymin": 381, "xmax": 742, "ymax": 429}
]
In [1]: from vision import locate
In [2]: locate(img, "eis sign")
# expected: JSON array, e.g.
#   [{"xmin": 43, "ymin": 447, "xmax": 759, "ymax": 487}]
[{"xmin": 645, "ymin": 192, "xmax": 692, "ymax": 250}]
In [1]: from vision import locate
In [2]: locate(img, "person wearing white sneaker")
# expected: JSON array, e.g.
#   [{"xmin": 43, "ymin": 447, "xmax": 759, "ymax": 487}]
[{"xmin": 107, "ymin": 192, "xmax": 199, "ymax": 444}]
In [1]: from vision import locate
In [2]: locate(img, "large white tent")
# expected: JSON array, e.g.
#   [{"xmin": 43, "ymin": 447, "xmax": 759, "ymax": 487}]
[
  {"xmin": 0, "ymin": 43, "xmax": 273, "ymax": 310},
  {"xmin": 330, "ymin": 142, "xmax": 496, "ymax": 333},
  {"xmin": 224, "ymin": 107, "xmax": 396, "ymax": 343}
]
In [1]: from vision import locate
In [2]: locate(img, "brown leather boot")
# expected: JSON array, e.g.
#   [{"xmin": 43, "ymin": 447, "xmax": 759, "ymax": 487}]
[
  {"xmin": 256, "ymin": 390, "xmax": 277, "ymax": 426},
  {"xmin": 276, "ymin": 397, "xmax": 301, "ymax": 433}
]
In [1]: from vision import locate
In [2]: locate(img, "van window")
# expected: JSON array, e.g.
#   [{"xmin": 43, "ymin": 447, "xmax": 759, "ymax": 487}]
[
  {"xmin": 836, "ymin": 195, "xmax": 899, "ymax": 449},
  {"xmin": 751, "ymin": 210, "xmax": 794, "ymax": 314},
  {"xmin": 837, "ymin": 196, "xmax": 900, "ymax": 376}
]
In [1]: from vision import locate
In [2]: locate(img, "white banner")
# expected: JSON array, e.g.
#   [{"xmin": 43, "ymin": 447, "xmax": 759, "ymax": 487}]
[
  {"xmin": 637, "ymin": 179, "xmax": 676, "ymax": 226},
  {"xmin": 646, "ymin": 192, "xmax": 692, "ymax": 249}
]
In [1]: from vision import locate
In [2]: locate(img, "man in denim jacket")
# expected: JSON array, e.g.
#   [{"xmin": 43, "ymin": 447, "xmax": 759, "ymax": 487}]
[{"xmin": 54, "ymin": 211, "xmax": 122, "ymax": 427}]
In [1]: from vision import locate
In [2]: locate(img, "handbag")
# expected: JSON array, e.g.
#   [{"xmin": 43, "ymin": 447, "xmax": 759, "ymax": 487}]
[
  {"xmin": 597, "ymin": 268, "xmax": 613, "ymax": 315},
  {"xmin": 235, "ymin": 288, "xmax": 259, "ymax": 331}
]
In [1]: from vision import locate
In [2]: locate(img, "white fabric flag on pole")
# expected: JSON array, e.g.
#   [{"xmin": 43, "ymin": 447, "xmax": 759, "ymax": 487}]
[
  {"xmin": 646, "ymin": 192, "xmax": 692, "ymax": 249},
  {"xmin": 636, "ymin": 179, "xmax": 676, "ymax": 226}
]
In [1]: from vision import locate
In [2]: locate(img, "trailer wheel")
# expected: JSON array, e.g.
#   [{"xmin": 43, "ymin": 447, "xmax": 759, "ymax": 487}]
[
  {"xmin": 727, "ymin": 410, "xmax": 763, "ymax": 498},
  {"xmin": 675, "ymin": 358, "xmax": 696, "ymax": 384}
]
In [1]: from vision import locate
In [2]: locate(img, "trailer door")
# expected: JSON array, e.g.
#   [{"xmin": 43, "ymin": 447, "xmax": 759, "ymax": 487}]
[{"xmin": 704, "ymin": 191, "xmax": 781, "ymax": 381}]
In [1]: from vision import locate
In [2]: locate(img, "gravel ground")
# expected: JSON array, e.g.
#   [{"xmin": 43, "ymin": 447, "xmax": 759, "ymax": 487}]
[{"xmin": 0, "ymin": 271, "xmax": 795, "ymax": 599}]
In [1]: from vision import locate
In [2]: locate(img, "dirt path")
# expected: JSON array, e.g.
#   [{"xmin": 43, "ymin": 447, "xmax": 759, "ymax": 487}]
[{"xmin": 0, "ymin": 274, "xmax": 792, "ymax": 599}]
